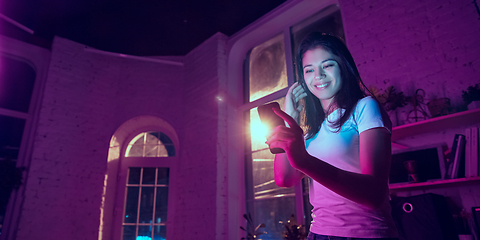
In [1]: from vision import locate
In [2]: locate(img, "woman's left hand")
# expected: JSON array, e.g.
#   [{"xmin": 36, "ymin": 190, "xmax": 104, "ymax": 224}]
[{"xmin": 266, "ymin": 108, "xmax": 309, "ymax": 170}]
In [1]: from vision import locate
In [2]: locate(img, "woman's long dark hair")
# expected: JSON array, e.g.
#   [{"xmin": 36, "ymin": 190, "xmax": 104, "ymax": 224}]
[{"xmin": 297, "ymin": 32, "xmax": 366, "ymax": 139}]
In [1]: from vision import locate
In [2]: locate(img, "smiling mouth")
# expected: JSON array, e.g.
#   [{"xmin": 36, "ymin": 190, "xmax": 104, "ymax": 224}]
[{"xmin": 314, "ymin": 82, "xmax": 329, "ymax": 89}]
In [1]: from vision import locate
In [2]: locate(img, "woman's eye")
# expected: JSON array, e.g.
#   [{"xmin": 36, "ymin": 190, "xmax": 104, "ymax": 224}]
[
  {"xmin": 304, "ymin": 69, "xmax": 314, "ymax": 74},
  {"xmin": 323, "ymin": 64, "xmax": 334, "ymax": 69}
]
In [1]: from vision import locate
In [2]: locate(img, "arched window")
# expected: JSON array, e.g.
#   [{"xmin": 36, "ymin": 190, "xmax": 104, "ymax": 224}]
[
  {"xmin": 100, "ymin": 116, "xmax": 178, "ymax": 240},
  {"xmin": 125, "ymin": 132, "xmax": 175, "ymax": 157},
  {"xmin": 120, "ymin": 131, "xmax": 175, "ymax": 240}
]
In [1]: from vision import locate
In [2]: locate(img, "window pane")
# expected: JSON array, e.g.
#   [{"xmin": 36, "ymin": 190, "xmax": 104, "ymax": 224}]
[
  {"xmin": 248, "ymin": 34, "xmax": 288, "ymax": 102},
  {"xmin": 144, "ymin": 133, "xmax": 162, "ymax": 157},
  {"xmin": 139, "ymin": 187, "xmax": 154, "ymax": 223},
  {"xmin": 249, "ymin": 98, "xmax": 285, "ymax": 152},
  {"xmin": 253, "ymin": 197, "xmax": 296, "ymax": 240},
  {"xmin": 126, "ymin": 134, "xmax": 145, "ymax": 157},
  {"xmin": 252, "ymin": 149, "xmax": 294, "ymax": 200},
  {"xmin": 158, "ymin": 132, "xmax": 175, "ymax": 157},
  {"xmin": 0, "ymin": 115, "xmax": 25, "ymax": 160},
  {"xmin": 157, "ymin": 168, "xmax": 169, "ymax": 185},
  {"xmin": 125, "ymin": 132, "xmax": 175, "ymax": 157},
  {"xmin": 128, "ymin": 168, "xmax": 141, "ymax": 184},
  {"xmin": 0, "ymin": 56, "xmax": 35, "ymax": 113},
  {"xmin": 155, "ymin": 187, "xmax": 168, "ymax": 223},
  {"xmin": 164, "ymin": 144, "xmax": 176, "ymax": 157},
  {"xmin": 154, "ymin": 225, "xmax": 167, "ymax": 240},
  {"xmin": 124, "ymin": 187, "xmax": 139, "ymax": 223},
  {"xmin": 137, "ymin": 226, "xmax": 151, "ymax": 240},
  {"xmin": 291, "ymin": 6, "xmax": 344, "ymax": 72},
  {"xmin": 122, "ymin": 225, "xmax": 136, "ymax": 240},
  {"xmin": 144, "ymin": 144, "xmax": 159, "ymax": 157},
  {"xmin": 142, "ymin": 168, "xmax": 156, "ymax": 184},
  {"xmin": 123, "ymin": 167, "xmax": 170, "ymax": 239}
]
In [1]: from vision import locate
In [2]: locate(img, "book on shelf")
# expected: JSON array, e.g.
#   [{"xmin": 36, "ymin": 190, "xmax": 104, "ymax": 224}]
[
  {"xmin": 471, "ymin": 127, "xmax": 479, "ymax": 177},
  {"xmin": 465, "ymin": 127, "xmax": 479, "ymax": 178},
  {"xmin": 445, "ymin": 134, "xmax": 466, "ymax": 179},
  {"xmin": 465, "ymin": 128, "xmax": 471, "ymax": 177}
]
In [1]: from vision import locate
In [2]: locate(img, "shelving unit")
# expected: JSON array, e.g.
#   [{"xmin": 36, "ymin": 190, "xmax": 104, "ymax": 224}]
[
  {"xmin": 389, "ymin": 108, "xmax": 480, "ymax": 191},
  {"xmin": 391, "ymin": 107, "xmax": 480, "ymax": 142},
  {"xmin": 389, "ymin": 176, "xmax": 480, "ymax": 192}
]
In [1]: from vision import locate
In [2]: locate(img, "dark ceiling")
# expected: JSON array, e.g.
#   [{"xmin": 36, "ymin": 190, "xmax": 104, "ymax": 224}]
[{"xmin": 0, "ymin": 0, "xmax": 287, "ymax": 56}]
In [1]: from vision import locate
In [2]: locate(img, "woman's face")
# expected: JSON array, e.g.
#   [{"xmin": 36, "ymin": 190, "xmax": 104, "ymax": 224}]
[{"xmin": 302, "ymin": 47, "xmax": 342, "ymax": 110}]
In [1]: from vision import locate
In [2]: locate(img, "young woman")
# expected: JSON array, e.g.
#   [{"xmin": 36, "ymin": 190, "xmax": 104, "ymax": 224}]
[{"xmin": 265, "ymin": 32, "xmax": 399, "ymax": 239}]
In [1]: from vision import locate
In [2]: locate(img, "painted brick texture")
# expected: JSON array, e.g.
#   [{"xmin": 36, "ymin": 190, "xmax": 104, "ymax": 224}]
[
  {"xmin": 173, "ymin": 33, "xmax": 228, "ymax": 240},
  {"xmin": 16, "ymin": 37, "xmax": 184, "ymax": 240},
  {"xmin": 341, "ymin": 0, "xmax": 480, "ymax": 111}
]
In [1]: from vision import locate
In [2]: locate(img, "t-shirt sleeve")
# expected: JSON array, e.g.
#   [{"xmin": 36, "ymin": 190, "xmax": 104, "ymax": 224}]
[{"xmin": 354, "ymin": 96, "xmax": 392, "ymax": 134}]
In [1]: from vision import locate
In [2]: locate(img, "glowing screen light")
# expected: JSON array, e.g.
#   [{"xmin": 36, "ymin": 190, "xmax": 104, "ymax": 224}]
[
  {"xmin": 251, "ymin": 119, "xmax": 269, "ymax": 143},
  {"xmin": 249, "ymin": 98, "xmax": 284, "ymax": 152},
  {"xmin": 249, "ymin": 107, "xmax": 270, "ymax": 152}
]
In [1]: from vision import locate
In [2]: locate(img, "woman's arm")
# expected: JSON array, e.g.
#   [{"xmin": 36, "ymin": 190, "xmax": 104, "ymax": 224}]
[
  {"xmin": 267, "ymin": 108, "xmax": 391, "ymax": 209},
  {"xmin": 272, "ymin": 82, "xmax": 307, "ymax": 187},
  {"xmin": 298, "ymin": 127, "xmax": 391, "ymax": 209},
  {"xmin": 274, "ymin": 153, "xmax": 305, "ymax": 187}
]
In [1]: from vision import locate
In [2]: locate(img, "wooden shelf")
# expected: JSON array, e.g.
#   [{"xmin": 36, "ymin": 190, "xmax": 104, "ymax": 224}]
[
  {"xmin": 391, "ymin": 108, "xmax": 480, "ymax": 142},
  {"xmin": 389, "ymin": 176, "xmax": 480, "ymax": 191}
]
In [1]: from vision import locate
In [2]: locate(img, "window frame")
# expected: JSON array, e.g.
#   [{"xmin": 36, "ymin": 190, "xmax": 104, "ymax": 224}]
[
  {"xmin": 0, "ymin": 36, "xmax": 50, "ymax": 240},
  {"xmin": 238, "ymin": 1, "xmax": 344, "ymax": 237},
  {"xmin": 224, "ymin": 1, "xmax": 341, "ymax": 239},
  {"xmin": 111, "ymin": 129, "xmax": 178, "ymax": 240},
  {"xmin": 242, "ymin": 29, "xmax": 305, "ymax": 237}
]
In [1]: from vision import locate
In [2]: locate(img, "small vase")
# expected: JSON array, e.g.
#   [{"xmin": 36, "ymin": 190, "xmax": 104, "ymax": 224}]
[
  {"xmin": 388, "ymin": 110, "xmax": 399, "ymax": 127},
  {"xmin": 467, "ymin": 100, "xmax": 480, "ymax": 110}
]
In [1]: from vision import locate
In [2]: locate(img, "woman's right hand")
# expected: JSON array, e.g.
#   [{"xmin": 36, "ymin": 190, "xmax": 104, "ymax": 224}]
[{"xmin": 284, "ymin": 82, "xmax": 307, "ymax": 122}]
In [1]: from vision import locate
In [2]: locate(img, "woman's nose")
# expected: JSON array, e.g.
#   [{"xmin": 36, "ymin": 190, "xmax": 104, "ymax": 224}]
[{"xmin": 315, "ymin": 71, "xmax": 326, "ymax": 79}]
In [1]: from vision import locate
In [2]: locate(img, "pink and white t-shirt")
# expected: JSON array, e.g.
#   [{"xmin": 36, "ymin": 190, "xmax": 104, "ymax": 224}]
[{"xmin": 305, "ymin": 96, "xmax": 398, "ymax": 238}]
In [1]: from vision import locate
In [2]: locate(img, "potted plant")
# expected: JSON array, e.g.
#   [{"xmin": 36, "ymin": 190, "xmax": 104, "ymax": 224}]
[
  {"xmin": 279, "ymin": 214, "xmax": 307, "ymax": 240},
  {"xmin": 240, "ymin": 213, "xmax": 266, "ymax": 240},
  {"xmin": 370, "ymin": 86, "xmax": 409, "ymax": 126},
  {"xmin": 462, "ymin": 84, "xmax": 480, "ymax": 110}
]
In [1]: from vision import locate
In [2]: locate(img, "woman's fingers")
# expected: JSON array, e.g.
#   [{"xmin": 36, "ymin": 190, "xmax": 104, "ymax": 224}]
[
  {"xmin": 265, "ymin": 126, "xmax": 297, "ymax": 145},
  {"xmin": 292, "ymin": 83, "xmax": 303, "ymax": 96},
  {"xmin": 296, "ymin": 104, "xmax": 304, "ymax": 112},
  {"xmin": 292, "ymin": 84, "xmax": 306, "ymax": 102},
  {"xmin": 295, "ymin": 92, "xmax": 307, "ymax": 102},
  {"xmin": 272, "ymin": 108, "xmax": 303, "ymax": 133}
]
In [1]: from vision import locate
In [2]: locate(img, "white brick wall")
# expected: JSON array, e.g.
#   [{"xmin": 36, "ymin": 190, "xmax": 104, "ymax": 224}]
[
  {"xmin": 341, "ymin": 0, "xmax": 480, "ymax": 109},
  {"xmin": 173, "ymin": 33, "xmax": 228, "ymax": 240},
  {"xmin": 16, "ymin": 36, "xmax": 185, "ymax": 240}
]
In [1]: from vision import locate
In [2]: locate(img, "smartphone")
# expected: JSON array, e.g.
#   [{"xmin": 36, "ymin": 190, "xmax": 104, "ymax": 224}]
[{"xmin": 257, "ymin": 102, "xmax": 285, "ymax": 154}]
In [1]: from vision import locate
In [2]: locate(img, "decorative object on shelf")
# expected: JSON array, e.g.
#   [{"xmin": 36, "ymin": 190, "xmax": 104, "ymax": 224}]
[
  {"xmin": 279, "ymin": 214, "xmax": 306, "ymax": 240},
  {"xmin": 369, "ymin": 86, "xmax": 409, "ymax": 126},
  {"xmin": 370, "ymin": 86, "xmax": 409, "ymax": 111},
  {"xmin": 427, "ymin": 97, "xmax": 454, "ymax": 118},
  {"xmin": 462, "ymin": 84, "xmax": 480, "ymax": 110},
  {"xmin": 240, "ymin": 213, "xmax": 266, "ymax": 240},
  {"xmin": 404, "ymin": 160, "xmax": 419, "ymax": 183},
  {"xmin": 405, "ymin": 89, "xmax": 429, "ymax": 123},
  {"xmin": 454, "ymin": 208, "xmax": 477, "ymax": 240}
]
